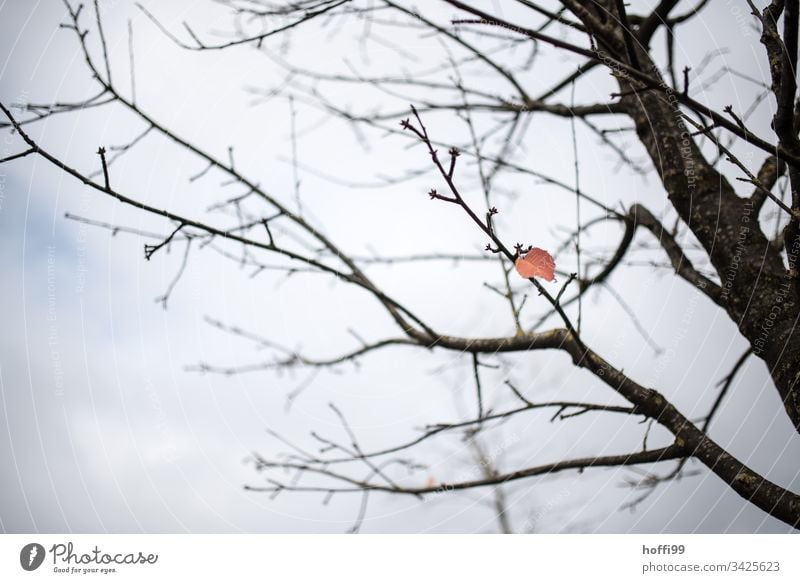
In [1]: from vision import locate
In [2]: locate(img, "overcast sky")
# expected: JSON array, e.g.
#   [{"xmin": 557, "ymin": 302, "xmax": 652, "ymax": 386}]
[{"xmin": 1, "ymin": 0, "xmax": 799, "ymax": 533}]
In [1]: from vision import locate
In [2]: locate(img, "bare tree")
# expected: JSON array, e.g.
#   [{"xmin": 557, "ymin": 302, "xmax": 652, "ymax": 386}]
[{"xmin": 2, "ymin": 0, "xmax": 800, "ymax": 531}]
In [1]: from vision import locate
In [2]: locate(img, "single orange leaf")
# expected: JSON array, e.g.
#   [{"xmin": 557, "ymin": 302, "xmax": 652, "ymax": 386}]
[{"xmin": 515, "ymin": 247, "xmax": 556, "ymax": 281}]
